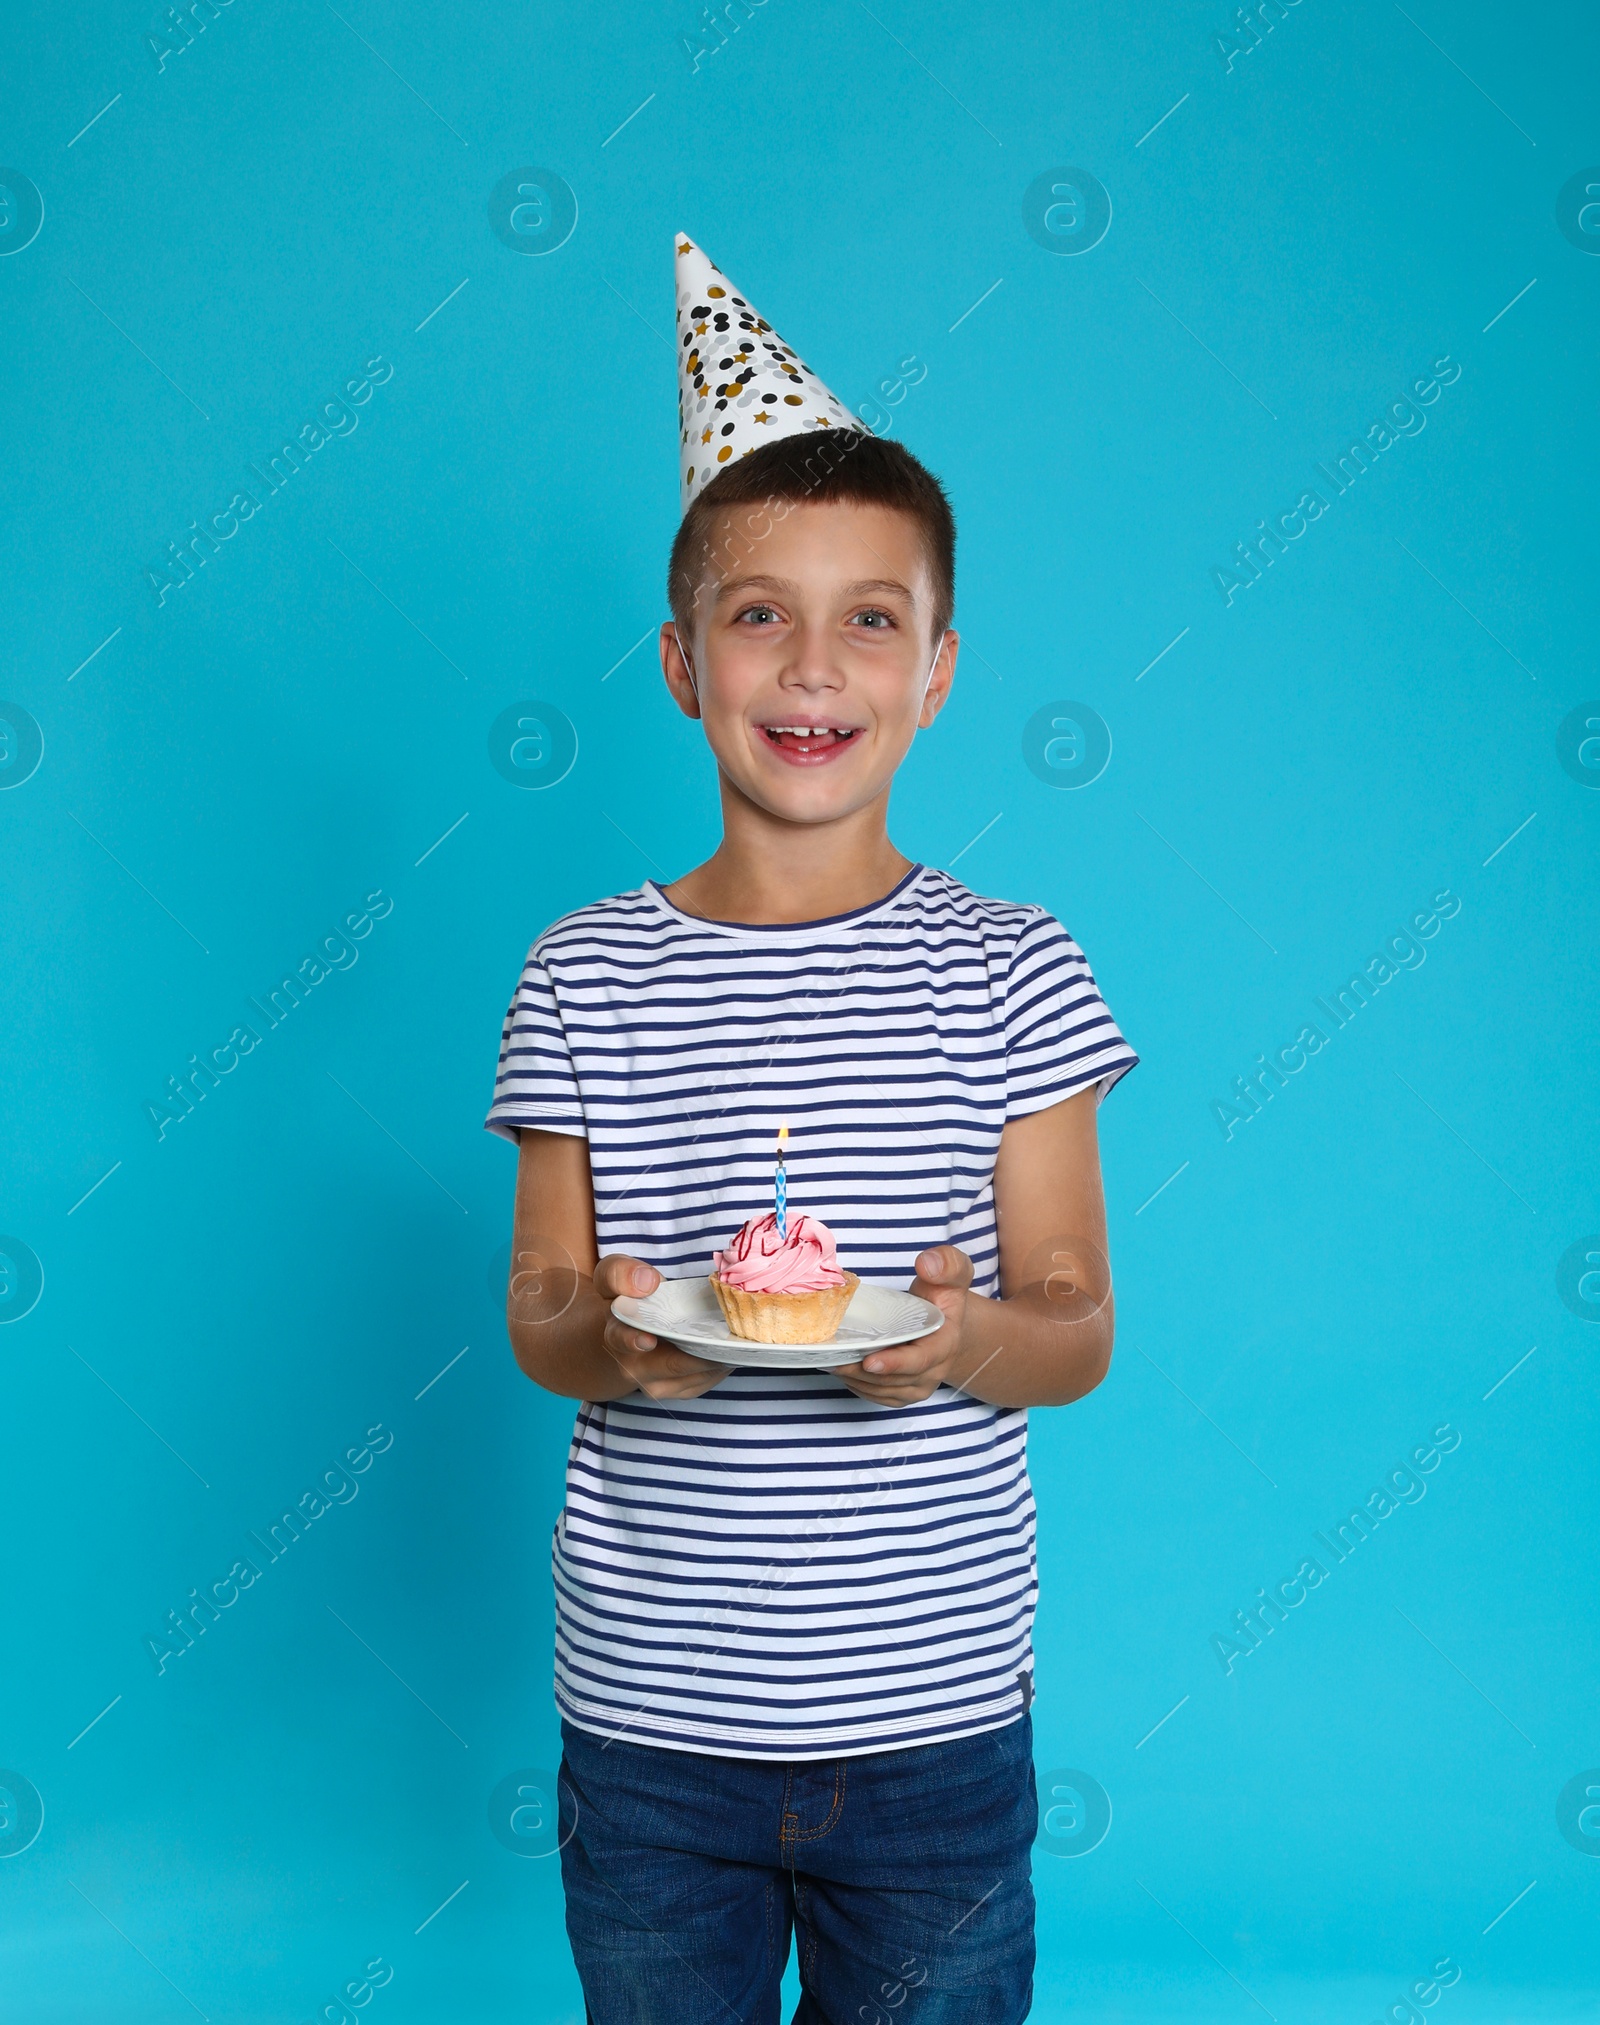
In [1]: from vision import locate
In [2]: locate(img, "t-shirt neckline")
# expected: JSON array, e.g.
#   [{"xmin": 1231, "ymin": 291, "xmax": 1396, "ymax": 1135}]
[{"xmin": 645, "ymin": 862, "xmax": 927, "ymax": 935}]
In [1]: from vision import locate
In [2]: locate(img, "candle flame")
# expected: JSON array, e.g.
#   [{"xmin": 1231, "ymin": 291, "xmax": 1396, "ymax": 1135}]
[{"xmin": 777, "ymin": 1122, "xmax": 788, "ymax": 1152}]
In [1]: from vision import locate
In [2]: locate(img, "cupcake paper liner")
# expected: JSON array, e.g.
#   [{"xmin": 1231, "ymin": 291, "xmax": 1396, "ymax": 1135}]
[{"xmin": 709, "ymin": 1271, "xmax": 860, "ymax": 1345}]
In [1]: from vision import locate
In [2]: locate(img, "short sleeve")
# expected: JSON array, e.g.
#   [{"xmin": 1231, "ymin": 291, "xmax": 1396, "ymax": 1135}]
[
  {"xmin": 1004, "ymin": 912, "xmax": 1138, "ymax": 1118},
  {"xmin": 484, "ymin": 950, "xmax": 587, "ymax": 1143}
]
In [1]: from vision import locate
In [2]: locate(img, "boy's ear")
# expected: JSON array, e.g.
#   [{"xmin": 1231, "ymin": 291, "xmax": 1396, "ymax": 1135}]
[
  {"xmin": 660, "ymin": 622, "xmax": 702, "ymax": 720},
  {"xmin": 918, "ymin": 630, "xmax": 958, "ymax": 728}
]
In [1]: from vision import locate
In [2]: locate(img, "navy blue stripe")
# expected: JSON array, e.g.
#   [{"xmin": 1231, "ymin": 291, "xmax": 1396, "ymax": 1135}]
[{"xmin": 487, "ymin": 866, "xmax": 1133, "ymax": 1756}]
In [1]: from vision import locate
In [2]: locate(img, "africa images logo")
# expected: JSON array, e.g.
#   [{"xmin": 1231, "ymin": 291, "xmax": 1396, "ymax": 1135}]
[
  {"xmin": 0, "ymin": 1771, "xmax": 44, "ymax": 1857},
  {"xmin": 1022, "ymin": 169, "xmax": 1112, "ymax": 256},
  {"xmin": 0, "ymin": 1237, "xmax": 45, "ymax": 1326},
  {"xmin": 1035, "ymin": 1768, "xmax": 1112, "ymax": 1856},
  {"xmin": 0, "ymin": 703, "xmax": 44, "ymax": 790},
  {"xmin": 1022, "ymin": 703, "xmax": 1112, "ymax": 789},
  {"xmin": 144, "ymin": 357, "xmax": 396, "ymax": 606},
  {"xmin": 488, "ymin": 703, "xmax": 578, "ymax": 788},
  {"xmin": 1557, "ymin": 1769, "xmax": 1600, "ymax": 1854},
  {"xmin": 488, "ymin": 1769, "xmax": 578, "ymax": 1857},
  {"xmin": 1212, "ymin": 889, "xmax": 1461, "ymax": 1139},
  {"xmin": 489, "ymin": 170, "xmax": 577, "ymax": 256},
  {"xmin": 1556, "ymin": 702, "xmax": 1600, "ymax": 788},
  {"xmin": 1556, "ymin": 1237, "xmax": 1600, "ymax": 1324},
  {"xmin": 1212, "ymin": 359, "xmax": 1462, "ymax": 605},
  {"xmin": 1556, "ymin": 168, "xmax": 1600, "ymax": 254},
  {"xmin": 0, "ymin": 170, "xmax": 44, "ymax": 257}
]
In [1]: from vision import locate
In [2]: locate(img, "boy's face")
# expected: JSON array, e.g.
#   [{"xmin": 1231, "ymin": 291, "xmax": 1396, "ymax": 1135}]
[{"xmin": 660, "ymin": 499, "xmax": 957, "ymax": 824}]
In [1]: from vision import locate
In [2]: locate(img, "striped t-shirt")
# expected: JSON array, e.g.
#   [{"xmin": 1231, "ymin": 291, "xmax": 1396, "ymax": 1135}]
[{"xmin": 486, "ymin": 863, "xmax": 1136, "ymax": 1758}]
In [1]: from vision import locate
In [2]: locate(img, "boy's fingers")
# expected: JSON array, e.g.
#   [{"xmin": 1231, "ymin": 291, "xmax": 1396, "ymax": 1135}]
[
  {"xmin": 834, "ymin": 1376, "xmax": 923, "ymax": 1407},
  {"xmin": 835, "ymin": 1334, "xmax": 940, "ymax": 1377},
  {"xmin": 914, "ymin": 1245, "xmax": 973, "ymax": 1287},
  {"xmin": 596, "ymin": 1252, "xmax": 661, "ymax": 1299},
  {"xmin": 604, "ymin": 1320, "xmax": 657, "ymax": 1353},
  {"xmin": 627, "ymin": 1342, "xmax": 725, "ymax": 1378},
  {"xmin": 656, "ymin": 1351, "xmax": 721, "ymax": 1376},
  {"xmin": 859, "ymin": 1342, "xmax": 937, "ymax": 1376},
  {"xmin": 640, "ymin": 1352, "xmax": 731, "ymax": 1397},
  {"xmin": 833, "ymin": 1371, "xmax": 926, "ymax": 1398}
]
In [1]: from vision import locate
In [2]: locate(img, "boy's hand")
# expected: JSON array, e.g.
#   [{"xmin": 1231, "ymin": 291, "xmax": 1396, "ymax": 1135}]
[
  {"xmin": 595, "ymin": 1254, "xmax": 733, "ymax": 1400},
  {"xmin": 829, "ymin": 1245, "xmax": 974, "ymax": 1408}
]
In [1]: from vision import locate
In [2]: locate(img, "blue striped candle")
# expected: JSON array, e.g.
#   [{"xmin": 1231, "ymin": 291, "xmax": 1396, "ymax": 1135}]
[{"xmin": 775, "ymin": 1123, "xmax": 788, "ymax": 1237}]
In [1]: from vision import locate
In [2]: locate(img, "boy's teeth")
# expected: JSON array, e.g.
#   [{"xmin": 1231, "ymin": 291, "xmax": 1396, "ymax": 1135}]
[{"xmin": 763, "ymin": 723, "xmax": 858, "ymax": 753}]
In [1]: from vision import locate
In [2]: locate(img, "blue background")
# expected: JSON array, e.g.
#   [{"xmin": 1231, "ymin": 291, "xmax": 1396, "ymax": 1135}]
[{"xmin": 3, "ymin": 0, "xmax": 1597, "ymax": 2016}]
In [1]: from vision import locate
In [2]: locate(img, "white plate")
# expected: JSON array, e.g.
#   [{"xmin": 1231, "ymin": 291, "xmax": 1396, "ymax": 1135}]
[{"xmin": 611, "ymin": 1276, "xmax": 945, "ymax": 1371}]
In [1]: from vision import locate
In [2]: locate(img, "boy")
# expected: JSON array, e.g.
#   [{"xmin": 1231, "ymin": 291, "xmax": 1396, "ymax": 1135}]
[{"xmin": 486, "ymin": 235, "xmax": 1136, "ymax": 2024}]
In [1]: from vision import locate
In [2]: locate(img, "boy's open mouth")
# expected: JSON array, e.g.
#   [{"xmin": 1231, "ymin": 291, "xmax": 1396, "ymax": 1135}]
[{"xmin": 760, "ymin": 722, "xmax": 861, "ymax": 762}]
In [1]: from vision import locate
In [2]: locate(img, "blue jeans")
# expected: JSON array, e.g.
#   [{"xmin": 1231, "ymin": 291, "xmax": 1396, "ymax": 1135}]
[{"xmin": 558, "ymin": 1715, "xmax": 1036, "ymax": 2024}]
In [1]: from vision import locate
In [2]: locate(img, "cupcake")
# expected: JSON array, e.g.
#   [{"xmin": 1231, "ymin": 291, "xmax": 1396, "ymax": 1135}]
[{"xmin": 710, "ymin": 1211, "xmax": 859, "ymax": 1344}]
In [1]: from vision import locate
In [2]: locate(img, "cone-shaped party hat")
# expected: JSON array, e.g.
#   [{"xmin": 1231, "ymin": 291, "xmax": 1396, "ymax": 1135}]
[{"xmin": 675, "ymin": 232, "xmax": 854, "ymax": 511}]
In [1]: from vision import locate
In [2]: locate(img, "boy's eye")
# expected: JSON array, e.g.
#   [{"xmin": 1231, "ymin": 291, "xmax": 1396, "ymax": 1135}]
[
  {"xmin": 737, "ymin": 604, "xmax": 782, "ymax": 625},
  {"xmin": 851, "ymin": 608, "xmax": 895, "ymax": 630}
]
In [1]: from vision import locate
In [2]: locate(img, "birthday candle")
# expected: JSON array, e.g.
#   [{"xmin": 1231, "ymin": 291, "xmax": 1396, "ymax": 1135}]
[{"xmin": 775, "ymin": 1122, "xmax": 788, "ymax": 1238}]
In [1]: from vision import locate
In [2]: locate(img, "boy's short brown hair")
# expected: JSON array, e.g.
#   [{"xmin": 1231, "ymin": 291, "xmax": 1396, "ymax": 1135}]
[{"xmin": 668, "ymin": 430, "xmax": 957, "ymax": 643}]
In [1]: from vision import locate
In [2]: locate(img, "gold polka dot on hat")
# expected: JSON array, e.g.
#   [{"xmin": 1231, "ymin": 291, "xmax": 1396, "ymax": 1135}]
[{"xmin": 674, "ymin": 231, "xmax": 855, "ymax": 512}]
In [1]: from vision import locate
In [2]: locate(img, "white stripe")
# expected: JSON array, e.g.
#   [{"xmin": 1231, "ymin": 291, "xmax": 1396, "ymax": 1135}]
[{"xmin": 486, "ymin": 866, "xmax": 1135, "ymax": 1755}]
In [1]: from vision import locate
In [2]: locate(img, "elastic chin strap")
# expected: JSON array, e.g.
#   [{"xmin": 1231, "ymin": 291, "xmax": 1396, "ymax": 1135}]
[
  {"xmin": 919, "ymin": 633, "xmax": 947, "ymax": 711},
  {"xmin": 672, "ymin": 624, "xmax": 698, "ymax": 699},
  {"xmin": 673, "ymin": 628, "xmax": 947, "ymax": 711}
]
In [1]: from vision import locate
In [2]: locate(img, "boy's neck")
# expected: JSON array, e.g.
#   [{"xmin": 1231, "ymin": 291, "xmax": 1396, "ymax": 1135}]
[{"xmin": 662, "ymin": 802, "xmax": 915, "ymax": 926}]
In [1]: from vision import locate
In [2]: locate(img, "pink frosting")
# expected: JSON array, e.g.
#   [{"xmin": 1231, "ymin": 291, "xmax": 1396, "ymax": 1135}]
[{"xmin": 713, "ymin": 1211, "xmax": 846, "ymax": 1294}]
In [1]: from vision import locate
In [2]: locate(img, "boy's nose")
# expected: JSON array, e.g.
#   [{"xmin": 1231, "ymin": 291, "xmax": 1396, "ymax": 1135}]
[{"xmin": 779, "ymin": 629, "xmax": 846, "ymax": 688}]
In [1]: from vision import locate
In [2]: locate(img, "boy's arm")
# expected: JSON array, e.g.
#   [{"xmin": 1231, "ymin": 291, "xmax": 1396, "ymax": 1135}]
[
  {"xmin": 508, "ymin": 1127, "xmax": 732, "ymax": 1402},
  {"xmin": 830, "ymin": 1084, "xmax": 1114, "ymax": 1410}
]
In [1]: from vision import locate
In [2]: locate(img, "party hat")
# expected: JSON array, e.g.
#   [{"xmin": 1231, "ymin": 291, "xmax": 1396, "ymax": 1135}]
[{"xmin": 675, "ymin": 232, "xmax": 855, "ymax": 511}]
